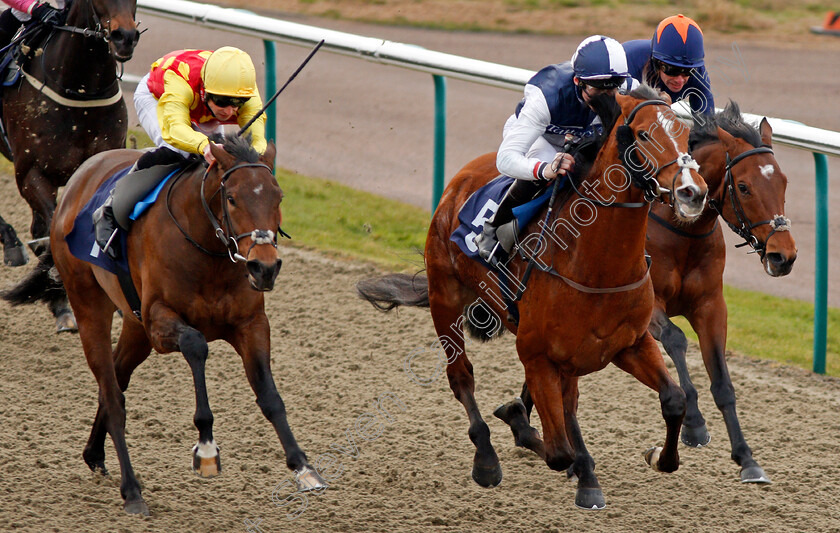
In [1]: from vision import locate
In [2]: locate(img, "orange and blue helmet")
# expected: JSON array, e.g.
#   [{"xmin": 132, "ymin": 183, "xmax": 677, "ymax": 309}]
[{"xmin": 651, "ymin": 14, "xmax": 705, "ymax": 69}]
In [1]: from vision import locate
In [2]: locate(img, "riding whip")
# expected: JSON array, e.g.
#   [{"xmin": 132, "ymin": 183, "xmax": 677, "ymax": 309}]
[{"xmin": 237, "ymin": 39, "xmax": 325, "ymax": 137}]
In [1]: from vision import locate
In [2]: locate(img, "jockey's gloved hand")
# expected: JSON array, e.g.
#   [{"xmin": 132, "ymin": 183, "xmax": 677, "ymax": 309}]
[{"xmin": 31, "ymin": 3, "xmax": 61, "ymax": 26}]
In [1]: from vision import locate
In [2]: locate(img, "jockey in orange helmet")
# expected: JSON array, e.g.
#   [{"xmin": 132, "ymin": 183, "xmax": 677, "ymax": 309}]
[{"xmin": 623, "ymin": 14, "xmax": 715, "ymax": 115}]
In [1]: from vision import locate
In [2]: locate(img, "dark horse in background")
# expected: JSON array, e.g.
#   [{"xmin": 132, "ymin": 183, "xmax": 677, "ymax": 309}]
[
  {"xmin": 0, "ymin": 0, "xmax": 138, "ymax": 268},
  {"xmin": 494, "ymin": 101, "xmax": 797, "ymax": 485},
  {"xmin": 2, "ymin": 137, "xmax": 327, "ymax": 515},
  {"xmin": 358, "ymin": 86, "xmax": 708, "ymax": 509}
]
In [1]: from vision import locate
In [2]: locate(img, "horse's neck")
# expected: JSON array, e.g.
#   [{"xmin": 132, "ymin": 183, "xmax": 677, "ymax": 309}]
[
  {"xmin": 35, "ymin": 4, "xmax": 115, "ymax": 92},
  {"xmin": 553, "ymin": 138, "xmax": 649, "ymax": 268}
]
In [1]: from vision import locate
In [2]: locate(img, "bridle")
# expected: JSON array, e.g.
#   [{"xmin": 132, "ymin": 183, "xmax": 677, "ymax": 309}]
[
  {"xmin": 708, "ymin": 145, "xmax": 791, "ymax": 256},
  {"xmin": 571, "ymin": 99, "xmax": 699, "ymax": 208},
  {"xmin": 166, "ymin": 161, "xmax": 287, "ymax": 264}
]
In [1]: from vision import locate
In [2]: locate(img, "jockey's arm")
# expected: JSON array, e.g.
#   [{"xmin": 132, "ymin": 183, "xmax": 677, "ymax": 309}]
[
  {"xmin": 496, "ymin": 84, "xmax": 553, "ymax": 181},
  {"xmin": 236, "ymin": 95, "xmax": 267, "ymax": 154},
  {"xmin": 3, "ymin": 0, "xmax": 38, "ymax": 14},
  {"xmin": 156, "ymin": 71, "xmax": 211, "ymax": 154}
]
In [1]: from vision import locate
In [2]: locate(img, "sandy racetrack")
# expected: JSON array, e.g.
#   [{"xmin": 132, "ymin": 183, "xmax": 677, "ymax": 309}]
[{"xmin": 0, "ymin": 185, "xmax": 839, "ymax": 532}]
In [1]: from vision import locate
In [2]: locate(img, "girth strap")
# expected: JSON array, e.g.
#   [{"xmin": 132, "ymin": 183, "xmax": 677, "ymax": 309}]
[{"xmin": 116, "ymin": 267, "xmax": 142, "ymax": 322}]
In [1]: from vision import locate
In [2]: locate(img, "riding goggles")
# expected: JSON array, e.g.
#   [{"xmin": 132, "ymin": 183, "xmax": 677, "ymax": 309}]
[
  {"xmin": 581, "ymin": 77, "xmax": 625, "ymax": 90},
  {"xmin": 656, "ymin": 60, "xmax": 694, "ymax": 77},
  {"xmin": 207, "ymin": 93, "xmax": 251, "ymax": 108}
]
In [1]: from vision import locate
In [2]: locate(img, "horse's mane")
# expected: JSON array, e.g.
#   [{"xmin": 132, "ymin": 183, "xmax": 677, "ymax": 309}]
[
  {"xmin": 209, "ymin": 133, "xmax": 261, "ymax": 163},
  {"xmin": 574, "ymin": 83, "xmax": 662, "ymax": 175},
  {"xmin": 689, "ymin": 100, "xmax": 763, "ymax": 151}
]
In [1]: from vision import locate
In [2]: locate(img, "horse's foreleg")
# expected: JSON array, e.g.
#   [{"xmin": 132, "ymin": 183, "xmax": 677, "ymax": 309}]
[
  {"xmin": 519, "ymin": 354, "xmax": 574, "ymax": 473},
  {"xmin": 232, "ymin": 319, "xmax": 326, "ymax": 492},
  {"xmin": 83, "ymin": 319, "xmax": 151, "ymax": 475},
  {"xmin": 612, "ymin": 333, "xmax": 685, "ymax": 473},
  {"xmin": 560, "ymin": 375, "xmax": 605, "ymax": 510},
  {"xmin": 687, "ymin": 297, "xmax": 770, "ymax": 484},
  {"xmin": 649, "ymin": 308, "xmax": 709, "ymax": 447}
]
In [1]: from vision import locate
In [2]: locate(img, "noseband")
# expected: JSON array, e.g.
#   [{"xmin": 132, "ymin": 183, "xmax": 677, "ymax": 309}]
[
  {"xmin": 200, "ymin": 162, "xmax": 281, "ymax": 263},
  {"xmin": 708, "ymin": 146, "xmax": 791, "ymax": 256}
]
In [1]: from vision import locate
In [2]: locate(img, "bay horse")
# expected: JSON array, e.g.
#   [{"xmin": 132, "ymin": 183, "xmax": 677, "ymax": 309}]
[
  {"xmin": 494, "ymin": 101, "xmax": 797, "ymax": 485},
  {"xmin": 357, "ymin": 86, "xmax": 708, "ymax": 509},
  {"xmin": 2, "ymin": 137, "xmax": 326, "ymax": 515},
  {"xmin": 0, "ymin": 0, "xmax": 139, "ymax": 271}
]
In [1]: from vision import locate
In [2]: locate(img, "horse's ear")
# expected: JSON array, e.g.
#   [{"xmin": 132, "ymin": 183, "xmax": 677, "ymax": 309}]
[
  {"xmin": 261, "ymin": 141, "xmax": 276, "ymax": 171},
  {"xmin": 716, "ymin": 126, "xmax": 738, "ymax": 151},
  {"xmin": 615, "ymin": 93, "xmax": 636, "ymax": 117},
  {"xmin": 759, "ymin": 118, "xmax": 773, "ymax": 147},
  {"xmin": 209, "ymin": 142, "xmax": 236, "ymax": 169},
  {"xmin": 657, "ymin": 91, "xmax": 672, "ymax": 105}
]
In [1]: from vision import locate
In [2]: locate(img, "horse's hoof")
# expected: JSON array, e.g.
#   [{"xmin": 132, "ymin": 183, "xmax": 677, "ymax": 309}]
[
  {"xmin": 740, "ymin": 465, "xmax": 771, "ymax": 484},
  {"xmin": 575, "ymin": 487, "xmax": 606, "ymax": 510},
  {"xmin": 191, "ymin": 442, "xmax": 221, "ymax": 477},
  {"xmin": 124, "ymin": 498, "xmax": 150, "ymax": 516},
  {"xmin": 680, "ymin": 424, "xmax": 711, "ymax": 447},
  {"xmin": 55, "ymin": 311, "xmax": 78, "ymax": 333},
  {"xmin": 26, "ymin": 237, "xmax": 49, "ymax": 257},
  {"xmin": 88, "ymin": 462, "xmax": 109, "ymax": 476},
  {"xmin": 471, "ymin": 461, "xmax": 503, "ymax": 488},
  {"xmin": 644, "ymin": 447, "xmax": 663, "ymax": 470},
  {"xmin": 4, "ymin": 245, "xmax": 28, "ymax": 267},
  {"xmin": 493, "ymin": 398, "xmax": 526, "ymax": 425},
  {"xmin": 294, "ymin": 465, "xmax": 328, "ymax": 492}
]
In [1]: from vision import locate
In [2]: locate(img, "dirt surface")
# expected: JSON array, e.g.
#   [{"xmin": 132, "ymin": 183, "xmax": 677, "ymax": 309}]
[
  {"xmin": 116, "ymin": 8, "xmax": 840, "ymax": 306},
  {"xmin": 0, "ymin": 190, "xmax": 839, "ymax": 531}
]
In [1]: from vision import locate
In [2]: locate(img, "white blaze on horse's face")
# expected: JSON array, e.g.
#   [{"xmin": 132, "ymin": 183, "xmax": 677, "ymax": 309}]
[
  {"xmin": 760, "ymin": 164, "xmax": 775, "ymax": 179},
  {"xmin": 253, "ymin": 183, "xmax": 264, "ymax": 195},
  {"xmin": 657, "ymin": 110, "xmax": 704, "ymax": 218}
]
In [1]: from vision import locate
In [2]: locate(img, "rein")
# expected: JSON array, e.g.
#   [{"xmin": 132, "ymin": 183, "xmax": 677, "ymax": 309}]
[
  {"xmin": 707, "ymin": 146, "xmax": 791, "ymax": 255},
  {"xmin": 166, "ymin": 160, "xmax": 284, "ymax": 263},
  {"xmin": 28, "ymin": 0, "xmax": 126, "ymax": 102}
]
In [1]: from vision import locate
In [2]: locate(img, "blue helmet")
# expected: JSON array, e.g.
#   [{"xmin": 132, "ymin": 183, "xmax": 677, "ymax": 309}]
[
  {"xmin": 571, "ymin": 35, "xmax": 631, "ymax": 83},
  {"xmin": 651, "ymin": 14, "xmax": 705, "ymax": 68}
]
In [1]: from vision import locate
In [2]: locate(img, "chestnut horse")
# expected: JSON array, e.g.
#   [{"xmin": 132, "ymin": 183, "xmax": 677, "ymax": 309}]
[
  {"xmin": 495, "ymin": 101, "xmax": 797, "ymax": 485},
  {"xmin": 0, "ymin": 0, "xmax": 139, "ymax": 268},
  {"xmin": 2, "ymin": 137, "xmax": 326, "ymax": 515},
  {"xmin": 357, "ymin": 86, "xmax": 708, "ymax": 509}
]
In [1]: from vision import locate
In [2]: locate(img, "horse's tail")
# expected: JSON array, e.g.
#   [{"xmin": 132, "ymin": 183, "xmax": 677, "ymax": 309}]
[
  {"xmin": 1, "ymin": 247, "xmax": 66, "ymax": 307},
  {"xmin": 355, "ymin": 273, "xmax": 430, "ymax": 311}
]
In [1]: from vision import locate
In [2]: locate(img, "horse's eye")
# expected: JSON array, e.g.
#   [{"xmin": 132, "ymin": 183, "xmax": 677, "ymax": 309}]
[
  {"xmin": 227, "ymin": 195, "xmax": 236, "ymax": 206},
  {"xmin": 638, "ymin": 131, "xmax": 651, "ymax": 142},
  {"xmin": 737, "ymin": 183, "xmax": 749, "ymax": 195}
]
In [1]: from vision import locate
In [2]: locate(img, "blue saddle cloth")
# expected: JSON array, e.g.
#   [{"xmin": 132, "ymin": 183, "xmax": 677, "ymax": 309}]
[
  {"xmin": 66, "ymin": 166, "xmax": 177, "ymax": 275},
  {"xmin": 450, "ymin": 176, "xmax": 558, "ymax": 267}
]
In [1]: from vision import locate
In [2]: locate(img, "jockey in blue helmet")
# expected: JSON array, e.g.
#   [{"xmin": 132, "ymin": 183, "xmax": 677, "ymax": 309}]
[
  {"xmin": 623, "ymin": 14, "xmax": 714, "ymax": 114},
  {"xmin": 475, "ymin": 35, "xmax": 635, "ymax": 266}
]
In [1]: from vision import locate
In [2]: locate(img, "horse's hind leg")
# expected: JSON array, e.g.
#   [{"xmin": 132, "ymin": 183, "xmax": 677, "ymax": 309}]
[
  {"xmin": 0, "ymin": 212, "xmax": 27, "ymax": 266},
  {"xmin": 612, "ymin": 333, "xmax": 685, "ymax": 473},
  {"xmin": 687, "ymin": 298, "xmax": 770, "ymax": 484},
  {"xmin": 232, "ymin": 316, "xmax": 326, "ymax": 491},
  {"xmin": 83, "ymin": 318, "xmax": 151, "ymax": 475},
  {"xmin": 68, "ymin": 281, "xmax": 147, "ymax": 514},
  {"xmin": 493, "ymin": 383, "xmax": 543, "ymax": 456},
  {"xmin": 428, "ymin": 289, "xmax": 502, "ymax": 487},
  {"xmin": 649, "ymin": 308, "xmax": 709, "ymax": 447}
]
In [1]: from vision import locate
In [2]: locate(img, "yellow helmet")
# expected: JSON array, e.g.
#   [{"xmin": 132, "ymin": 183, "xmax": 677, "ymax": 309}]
[{"xmin": 201, "ymin": 46, "xmax": 258, "ymax": 97}]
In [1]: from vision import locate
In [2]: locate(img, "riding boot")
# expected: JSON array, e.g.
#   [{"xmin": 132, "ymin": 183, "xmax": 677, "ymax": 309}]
[
  {"xmin": 475, "ymin": 178, "xmax": 547, "ymax": 266},
  {"xmin": 92, "ymin": 194, "xmax": 121, "ymax": 261},
  {"xmin": 91, "ymin": 147, "xmax": 185, "ymax": 261}
]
